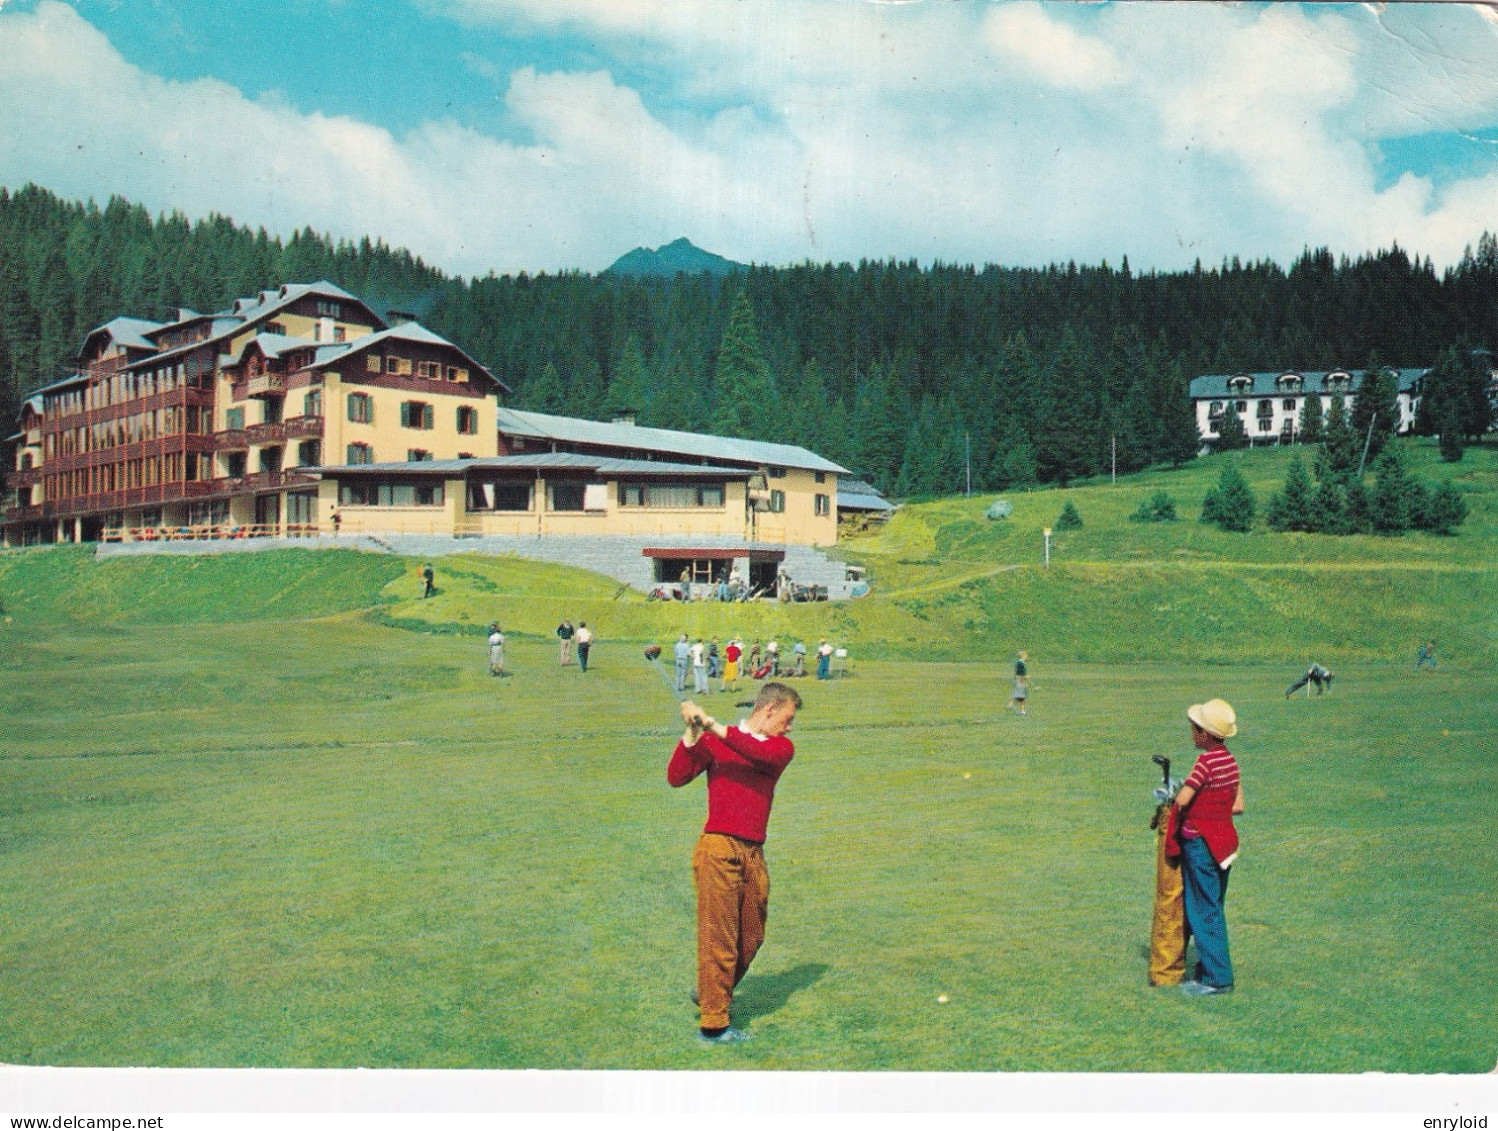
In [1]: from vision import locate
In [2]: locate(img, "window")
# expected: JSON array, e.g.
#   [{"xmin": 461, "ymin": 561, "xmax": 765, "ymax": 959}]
[
  {"xmin": 768, "ymin": 467, "xmax": 786, "ymax": 479},
  {"xmin": 619, "ymin": 482, "xmax": 726, "ymax": 508},
  {"xmin": 1208, "ymin": 400, "xmax": 1223, "ymax": 415},
  {"xmin": 400, "ymin": 401, "xmax": 434, "ymax": 429},
  {"xmin": 366, "ymin": 354, "xmax": 383, "ymax": 373},
  {"xmin": 225, "ymin": 407, "xmax": 245, "ymax": 431},
  {"xmin": 549, "ymin": 481, "xmax": 588, "ymax": 511},
  {"xmin": 768, "ymin": 489, "xmax": 785, "ymax": 513},
  {"xmin": 339, "ymin": 481, "xmax": 444, "ymax": 507},
  {"xmin": 815, "ymin": 494, "xmax": 831, "ymax": 516},
  {"xmin": 387, "ymin": 356, "xmax": 413, "ymax": 376},
  {"xmin": 417, "ymin": 361, "xmax": 442, "ymax": 381},
  {"xmin": 347, "ymin": 393, "xmax": 374, "ymax": 423},
  {"xmin": 262, "ymin": 398, "xmax": 283, "ymax": 425},
  {"xmin": 287, "ymin": 491, "xmax": 317, "ymax": 524},
  {"xmin": 317, "ymin": 301, "xmax": 342, "ymax": 318},
  {"xmin": 446, "ymin": 366, "xmax": 468, "ymax": 382},
  {"xmin": 1235, "ymin": 401, "xmax": 1248, "ymax": 414},
  {"xmin": 407, "ymin": 449, "xmax": 432, "ymax": 462},
  {"xmin": 1257, "ymin": 419, "xmax": 1273, "ymax": 432},
  {"xmin": 265, "ymin": 321, "xmax": 285, "ymax": 335},
  {"xmin": 469, "ymin": 481, "xmax": 533, "ymax": 511},
  {"xmin": 303, "ymin": 390, "xmax": 323, "ymax": 417},
  {"xmin": 815, "ymin": 471, "xmax": 826, "ymax": 484},
  {"xmin": 297, "ymin": 440, "xmax": 321, "ymax": 467},
  {"xmin": 1282, "ymin": 399, "xmax": 1297, "ymax": 412},
  {"xmin": 456, "ymin": 406, "xmax": 479, "ymax": 434},
  {"xmin": 225, "ymin": 452, "xmax": 247, "ymax": 478},
  {"xmin": 333, "ymin": 326, "xmax": 345, "ymax": 342},
  {"xmin": 347, "ymin": 443, "xmax": 373, "ymax": 465},
  {"xmin": 1256, "ymin": 400, "xmax": 1274, "ymax": 418}
]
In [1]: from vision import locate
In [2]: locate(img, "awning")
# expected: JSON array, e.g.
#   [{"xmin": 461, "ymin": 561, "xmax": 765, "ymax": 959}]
[{"xmin": 642, "ymin": 546, "xmax": 785, "ymax": 561}]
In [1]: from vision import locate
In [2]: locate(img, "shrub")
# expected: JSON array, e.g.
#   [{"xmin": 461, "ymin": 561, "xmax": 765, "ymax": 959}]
[
  {"xmin": 1201, "ymin": 464, "xmax": 1255, "ymax": 532},
  {"xmin": 1129, "ymin": 491, "xmax": 1178, "ymax": 523},
  {"xmin": 1421, "ymin": 482, "xmax": 1469, "ymax": 535},
  {"xmin": 1055, "ymin": 500, "xmax": 1084, "ymax": 530}
]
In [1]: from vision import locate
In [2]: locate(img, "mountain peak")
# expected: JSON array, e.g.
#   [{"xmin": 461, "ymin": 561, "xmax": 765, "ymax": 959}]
[{"xmin": 606, "ymin": 238, "xmax": 744, "ymax": 278}]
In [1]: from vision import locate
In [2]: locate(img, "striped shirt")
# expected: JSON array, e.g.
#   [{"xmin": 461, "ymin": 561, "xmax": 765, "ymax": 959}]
[{"xmin": 1182, "ymin": 744, "xmax": 1239, "ymax": 837}]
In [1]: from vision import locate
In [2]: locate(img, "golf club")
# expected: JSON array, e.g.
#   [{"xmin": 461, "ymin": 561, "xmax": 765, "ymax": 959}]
[
  {"xmin": 1149, "ymin": 754, "xmax": 1177, "ymax": 829},
  {"xmin": 642, "ymin": 643, "xmax": 686, "ymax": 702}
]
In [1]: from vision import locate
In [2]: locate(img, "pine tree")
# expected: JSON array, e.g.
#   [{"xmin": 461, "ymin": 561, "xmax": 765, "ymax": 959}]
[
  {"xmin": 1157, "ymin": 359, "xmax": 1201, "ymax": 467},
  {"xmin": 521, "ymin": 362, "xmax": 567, "ymax": 414},
  {"xmin": 1323, "ymin": 393, "xmax": 1357, "ymax": 475},
  {"xmin": 1351, "ymin": 355, "xmax": 1399, "ymax": 462},
  {"xmin": 1343, "ymin": 477, "xmax": 1372, "ymax": 534},
  {"xmin": 1370, "ymin": 446, "xmax": 1412, "ymax": 534},
  {"xmin": 1265, "ymin": 453, "xmax": 1314, "ymax": 532},
  {"xmin": 710, "ymin": 291, "xmax": 778, "ymax": 440},
  {"xmin": 1129, "ymin": 491, "xmax": 1177, "ymax": 523},
  {"xmin": 1421, "ymin": 481, "xmax": 1469, "ymax": 535},
  {"xmin": 1457, "ymin": 347, "xmax": 1495, "ymax": 439},
  {"xmin": 1310, "ymin": 475, "xmax": 1344, "ymax": 534},
  {"xmin": 1215, "ymin": 402, "xmax": 1247, "ymax": 450},
  {"xmin": 1201, "ymin": 464, "xmax": 1255, "ymax": 532},
  {"xmin": 1297, "ymin": 392, "xmax": 1324, "ymax": 444},
  {"xmin": 605, "ymin": 335, "xmax": 650, "ymax": 420},
  {"xmin": 1438, "ymin": 396, "xmax": 1465, "ymax": 462},
  {"xmin": 853, "ymin": 362, "xmax": 906, "ymax": 493},
  {"xmin": 1035, "ymin": 331, "xmax": 1098, "ymax": 486},
  {"xmin": 1056, "ymin": 499, "xmax": 1083, "ymax": 530}
]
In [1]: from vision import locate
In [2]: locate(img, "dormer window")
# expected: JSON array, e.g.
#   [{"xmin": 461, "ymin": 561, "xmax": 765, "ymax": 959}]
[
  {"xmin": 1276, "ymin": 373, "xmax": 1302, "ymax": 392},
  {"xmin": 1228, "ymin": 375, "xmax": 1253, "ymax": 394},
  {"xmin": 1326, "ymin": 371, "xmax": 1351, "ymax": 391}
]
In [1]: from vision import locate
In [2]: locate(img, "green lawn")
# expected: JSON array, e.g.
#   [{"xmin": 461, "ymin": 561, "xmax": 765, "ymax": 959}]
[
  {"xmin": 0, "ymin": 617, "xmax": 1492, "ymax": 1071},
  {"xmin": 1, "ymin": 438, "xmax": 1493, "ymax": 1071}
]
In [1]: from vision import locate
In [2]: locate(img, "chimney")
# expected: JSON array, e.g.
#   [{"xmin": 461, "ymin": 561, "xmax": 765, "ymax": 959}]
[
  {"xmin": 612, "ymin": 409, "xmax": 637, "ymax": 426},
  {"xmin": 386, "ymin": 310, "xmax": 417, "ymax": 326}
]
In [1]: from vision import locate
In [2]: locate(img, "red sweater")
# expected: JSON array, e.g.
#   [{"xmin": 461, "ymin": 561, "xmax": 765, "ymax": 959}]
[
  {"xmin": 667, "ymin": 725, "xmax": 795, "ymax": 843},
  {"xmin": 1166, "ymin": 744, "xmax": 1241, "ymax": 864}
]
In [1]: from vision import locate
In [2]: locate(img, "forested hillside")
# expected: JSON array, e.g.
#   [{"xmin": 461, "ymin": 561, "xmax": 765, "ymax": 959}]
[{"xmin": 4, "ymin": 182, "xmax": 1496, "ymax": 493}]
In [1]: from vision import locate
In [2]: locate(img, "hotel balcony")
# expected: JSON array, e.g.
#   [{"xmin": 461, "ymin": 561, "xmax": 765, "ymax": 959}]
[{"xmin": 244, "ymin": 371, "xmax": 288, "ymax": 398}]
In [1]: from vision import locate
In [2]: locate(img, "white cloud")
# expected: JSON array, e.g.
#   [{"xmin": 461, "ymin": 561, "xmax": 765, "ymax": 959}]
[{"xmin": 984, "ymin": 2, "xmax": 1128, "ymax": 90}]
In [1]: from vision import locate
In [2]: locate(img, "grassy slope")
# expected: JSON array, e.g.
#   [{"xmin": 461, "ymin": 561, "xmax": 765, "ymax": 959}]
[{"xmin": 4, "ymin": 439, "xmax": 1493, "ymax": 666}]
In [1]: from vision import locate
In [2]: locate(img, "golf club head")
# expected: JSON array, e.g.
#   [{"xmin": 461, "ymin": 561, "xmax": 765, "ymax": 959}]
[{"xmin": 1151, "ymin": 754, "xmax": 1170, "ymax": 769}]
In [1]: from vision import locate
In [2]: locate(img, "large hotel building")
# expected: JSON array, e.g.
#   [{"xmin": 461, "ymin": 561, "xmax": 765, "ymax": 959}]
[{"xmin": 3, "ymin": 282, "xmax": 851, "ymax": 554}]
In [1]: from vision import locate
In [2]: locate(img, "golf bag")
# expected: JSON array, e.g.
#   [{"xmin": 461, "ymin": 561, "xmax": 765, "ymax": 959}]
[
  {"xmin": 751, "ymin": 662, "xmax": 773, "ymax": 680},
  {"xmin": 1148, "ymin": 760, "xmax": 1186, "ymax": 986}
]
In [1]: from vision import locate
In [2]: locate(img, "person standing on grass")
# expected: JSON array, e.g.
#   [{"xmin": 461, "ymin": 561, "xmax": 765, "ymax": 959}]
[
  {"xmin": 1165, "ymin": 698, "xmax": 1245, "ymax": 997},
  {"xmin": 691, "ymin": 636, "xmax": 709, "ymax": 695},
  {"xmin": 669, "ymin": 682, "xmax": 802, "ymax": 1044},
  {"xmin": 1008, "ymin": 651, "xmax": 1029, "ymax": 714},
  {"xmin": 674, "ymin": 633, "xmax": 691, "ymax": 693},
  {"xmin": 816, "ymin": 639, "xmax": 833, "ymax": 680},
  {"xmin": 792, "ymin": 641, "xmax": 807, "ymax": 677},
  {"xmin": 708, "ymin": 637, "xmax": 721, "ymax": 680},
  {"xmin": 420, "ymin": 562, "xmax": 435, "ymax": 599},
  {"xmin": 722, "ymin": 637, "xmax": 742, "ymax": 694},
  {"xmin": 487, "ymin": 623, "xmax": 505, "ymax": 677},
  {"xmin": 557, "ymin": 619, "xmax": 575, "ymax": 666},
  {"xmin": 575, "ymin": 622, "xmax": 594, "ymax": 673},
  {"xmin": 765, "ymin": 639, "xmax": 779, "ymax": 677}
]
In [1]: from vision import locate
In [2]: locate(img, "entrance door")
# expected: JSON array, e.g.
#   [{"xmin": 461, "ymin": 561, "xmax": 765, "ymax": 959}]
[{"xmin": 255, "ymin": 494, "xmax": 281, "ymax": 530}]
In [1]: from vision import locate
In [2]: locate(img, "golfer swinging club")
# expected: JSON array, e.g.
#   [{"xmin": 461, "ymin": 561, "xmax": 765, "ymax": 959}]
[{"xmin": 668, "ymin": 682, "xmax": 802, "ymax": 1044}]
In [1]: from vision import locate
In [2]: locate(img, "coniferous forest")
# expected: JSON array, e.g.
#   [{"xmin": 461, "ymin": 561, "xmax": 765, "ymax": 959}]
[{"xmin": 3, "ymin": 182, "xmax": 1496, "ymax": 495}]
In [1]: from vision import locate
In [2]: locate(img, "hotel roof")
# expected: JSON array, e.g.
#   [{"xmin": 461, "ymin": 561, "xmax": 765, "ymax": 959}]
[
  {"xmin": 310, "ymin": 453, "xmax": 750, "ymax": 477},
  {"xmin": 495, "ymin": 407, "xmax": 850, "ymax": 474}
]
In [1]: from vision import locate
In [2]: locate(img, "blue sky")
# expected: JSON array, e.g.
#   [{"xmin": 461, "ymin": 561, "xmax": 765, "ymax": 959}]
[{"xmin": 4, "ymin": 0, "xmax": 1498, "ymax": 277}]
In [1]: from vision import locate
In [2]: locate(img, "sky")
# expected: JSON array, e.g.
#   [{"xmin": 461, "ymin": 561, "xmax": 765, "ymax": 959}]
[{"xmin": 4, "ymin": 0, "xmax": 1498, "ymax": 278}]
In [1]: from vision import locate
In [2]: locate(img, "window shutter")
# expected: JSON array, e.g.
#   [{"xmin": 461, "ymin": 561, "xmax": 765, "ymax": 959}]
[{"xmin": 423, "ymin": 404, "xmax": 434, "ymax": 430}]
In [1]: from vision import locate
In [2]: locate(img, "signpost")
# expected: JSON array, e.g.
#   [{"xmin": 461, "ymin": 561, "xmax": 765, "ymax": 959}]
[{"xmin": 1043, "ymin": 527, "xmax": 1052, "ymax": 567}]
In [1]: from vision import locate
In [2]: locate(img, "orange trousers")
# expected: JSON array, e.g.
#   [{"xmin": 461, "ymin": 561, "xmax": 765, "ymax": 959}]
[
  {"xmin": 1150, "ymin": 815, "xmax": 1187, "ymax": 985},
  {"xmin": 693, "ymin": 832, "xmax": 769, "ymax": 1030}
]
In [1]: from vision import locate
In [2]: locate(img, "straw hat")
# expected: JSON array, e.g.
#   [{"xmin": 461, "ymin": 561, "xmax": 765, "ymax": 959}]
[{"xmin": 1187, "ymin": 698, "xmax": 1238, "ymax": 739}]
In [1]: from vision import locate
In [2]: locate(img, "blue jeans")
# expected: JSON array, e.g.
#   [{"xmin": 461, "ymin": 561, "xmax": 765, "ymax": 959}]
[
  {"xmin": 817, "ymin": 654, "xmax": 831, "ymax": 679},
  {"xmin": 675, "ymin": 659, "xmax": 688, "ymax": 692},
  {"xmin": 1181, "ymin": 836, "xmax": 1233, "ymax": 988}
]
